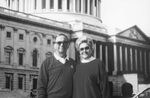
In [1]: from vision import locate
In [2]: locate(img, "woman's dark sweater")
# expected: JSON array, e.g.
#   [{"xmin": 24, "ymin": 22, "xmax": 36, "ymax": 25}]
[{"xmin": 73, "ymin": 59, "xmax": 110, "ymax": 98}]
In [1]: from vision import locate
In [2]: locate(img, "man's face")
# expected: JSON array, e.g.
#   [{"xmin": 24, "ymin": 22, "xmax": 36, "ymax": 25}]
[{"xmin": 54, "ymin": 35, "xmax": 69, "ymax": 55}]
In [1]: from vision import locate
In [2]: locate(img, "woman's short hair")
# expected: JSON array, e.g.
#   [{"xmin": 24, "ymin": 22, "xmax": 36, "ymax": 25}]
[{"xmin": 75, "ymin": 36, "xmax": 94, "ymax": 51}]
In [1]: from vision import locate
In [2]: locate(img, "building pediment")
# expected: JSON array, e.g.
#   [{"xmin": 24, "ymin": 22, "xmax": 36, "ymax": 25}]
[{"xmin": 116, "ymin": 25, "xmax": 149, "ymax": 42}]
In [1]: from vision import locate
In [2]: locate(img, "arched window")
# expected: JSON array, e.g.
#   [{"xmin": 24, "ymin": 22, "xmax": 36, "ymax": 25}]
[
  {"xmin": 17, "ymin": 48, "xmax": 25, "ymax": 66},
  {"xmin": 4, "ymin": 46, "xmax": 13, "ymax": 64},
  {"xmin": 33, "ymin": 37, "xmax": 37, "ymax": 42},
  {"xmin": 18, "ymin": 74, "xmax": 25, "ymax": 90},
  {"xmin": 5, "ymin": 73, "xmax": 13, "ymax": 90},
  {"xmin": 30, "ymin": 75, "xmax": 38, "ymax": 90},
  {"xmin": 32, "ymin": 49, "xmax": 38, "ymax": 67}
]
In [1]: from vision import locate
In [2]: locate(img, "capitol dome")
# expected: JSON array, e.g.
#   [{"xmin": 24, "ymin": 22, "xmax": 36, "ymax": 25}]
[{"xmin": 0, "ymin": 0, "xmax": 102, "ymax": 27}]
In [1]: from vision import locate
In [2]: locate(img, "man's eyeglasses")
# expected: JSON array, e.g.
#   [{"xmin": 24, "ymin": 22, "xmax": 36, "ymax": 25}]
[
  {"xmin": 79, "ymin": 46, "xmax": 90, "ymax": 51},
  {"xmin": 54, "ymin": 41, "xmax": 68, "ymax": 45}
]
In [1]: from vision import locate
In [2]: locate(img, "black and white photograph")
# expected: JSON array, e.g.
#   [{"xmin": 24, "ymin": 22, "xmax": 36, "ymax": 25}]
[{"xmin": 0, "ymin": 0, "xmax": 150, "ymax": 98}]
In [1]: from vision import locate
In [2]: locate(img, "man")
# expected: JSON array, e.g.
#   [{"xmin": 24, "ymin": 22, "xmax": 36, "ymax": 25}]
[{"xmin": 37, "ymin": 34, "xmax": 75, "ymax": 98}]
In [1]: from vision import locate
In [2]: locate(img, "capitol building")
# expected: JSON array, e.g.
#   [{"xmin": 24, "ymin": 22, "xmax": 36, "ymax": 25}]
[{"xmin": 0, "ymin": 0, "xmax": 150, "ymax": 97}]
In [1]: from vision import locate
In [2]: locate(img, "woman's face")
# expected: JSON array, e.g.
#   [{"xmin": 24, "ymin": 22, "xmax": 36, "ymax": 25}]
[{"xmin": 79, "ymin": 42, "xmax": 92, "ymax": 60}]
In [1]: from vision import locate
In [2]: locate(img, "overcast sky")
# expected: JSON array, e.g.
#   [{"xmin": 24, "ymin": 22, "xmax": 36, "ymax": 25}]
[{"xmin": 101, "ymin": 0, "xmax": 150, "ymax": 36}]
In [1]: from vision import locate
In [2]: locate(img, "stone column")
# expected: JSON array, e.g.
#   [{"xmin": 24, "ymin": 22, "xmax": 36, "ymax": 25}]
[
  {"xmin": 25, "ymin": 30, "xmax": 30, "ymax": 68},
  {"xmin": 98, "ymin": 0, "xmax": 101, "ymax": 18},
  {"xmin": 72, "ymin": 0, "xmax": 76, "ymax": 12},
  {"xmin": 46, "ymin": 0, "xmax": 50, "ymax": 11},
  {"xmin": 37, "ymin": 0, "xmax": 42, "ymax": 12},
  {"xmin": 29, "ymin": 0, "xmax": 34, "ymax": 12},
  {"xmin": 10, "ymin": 0, "xmax": 13, "ymax": 9},
  {"xmin": 93, "ymin": 0, "xmax": 96, "ymax": 16},
  {"xmin": 139, "ymin": 49, "xmax": 142, "ymax": 72},
  {"xmin": 125, "ymin": 46, "xmax": 128, "ymax": 71},
  {"xmin": 25, "ymin": 73, "xmax": 30, "ymax": 92},
  {"xmin": 77, "ymin": 0, "xmax": 80, "ymax": 12},
  {"xmin": 13, "ymin": 73, "xmax": 18, "ymax": 90},
  {"xmin": 24, "ymin": 0, "xmax": 27, "ymax": 12},
  {"xmin": 149, "ymin": 52, "xmax": 150, "ymax": 75},
  {"xmin": 63, "ymin": 0, "xmax": 67, "ymax": 11},
  {"xmin": 54, "ymin": 0, "xmax": 58, "ymax": 11},
  {"xmin": 144, "ymin": 50, "xmax": 147, "ymax": 76},
  {"xmin": 75, "ymin": 0, "xmax": 78, "ymax": 12},
  {"xmin": 146, "ymin": 50, "xmax": 149, "ymax": 76},
  {"xmin": 135, "ymin": 48, "xmax": 138, "ymax": 71},
  {"xmin": 132, "ymin": 47, "xmax": 136, "ymax": 72},
  {"xmin": 130, "ymin": 47, "xmax": 133, "ymax": 71},
  {"xmin": 70, "ymin": 0, "xmax": 73, "ymax": 11},
  {"xmin": 122, "ymin": 45, "xmax": 125, "ymax": 71},
  {"xmin": 137, "ymin": 48, "xmax": 140, "ymax": 72},
  {"xmin": 96, "ymin": 0, "xmax": 98, "ymax": 16},
  {"xmin": 25, "ymin": 0, "xmax": 29, "ymax": 12},
  {"xmin": 105, "ymin": 45, "xmax": 108, "ymax": 72},
  {"xmin": 13, "ymin": 27, "xmax": 18, "ymax": 66},
  {"xmin": 81, "ymin": 0, "xmax": 84, "ymax": 13},
  {"xmin": 142, "ymin": 49, "xmax": 145, "ymax": 74},
  {"xmin": 99, "ymin": 44, "xmax": 102, "ymax": 61},
  {"xmin": 23, "ymin": 0, "xmax": 25, "ymax": 12},
  {"xmin": 13, "ymin": 0, "xmax": 17, "ymax": 10},
  {"xmin": 87, "ymin": 0, "xmax": 90, "ymax": 14},
  {"xmin": 19, "ymin": 0, "xmax": 23, "ymax": 12},
  {"xmin": 127, "ymin": 46, "xmax": 131, "ymax": 72},
  {"xmin": 120, "ymin": 45, "xmax": 123, "ymax": 72},
  {"xmin": 0, "ymin": 68, "xmax": 5, "ymax": 89},
  {"xmin": 5, "ymin": 0, "xmax": 8, "ymax": 8},
  {"xmin": 113, "ymin": 43, "xmax": 117, "ymax": 75},
  {"xmin": 0, "ymin": 25, "xmax": 5, "ymax": 63},
  {"xmin": 78, "ymin": 0, "xmax": 81, "ymax": 12},
  {"xmin": 116, "ymin": 45, "xmax": 120, "ymax": 73}
]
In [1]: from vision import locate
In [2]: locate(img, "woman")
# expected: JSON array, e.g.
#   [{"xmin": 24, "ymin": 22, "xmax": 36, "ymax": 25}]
[{"xmin": 73, "ymin": 36, "xmax": 110, "ymax": 98}]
